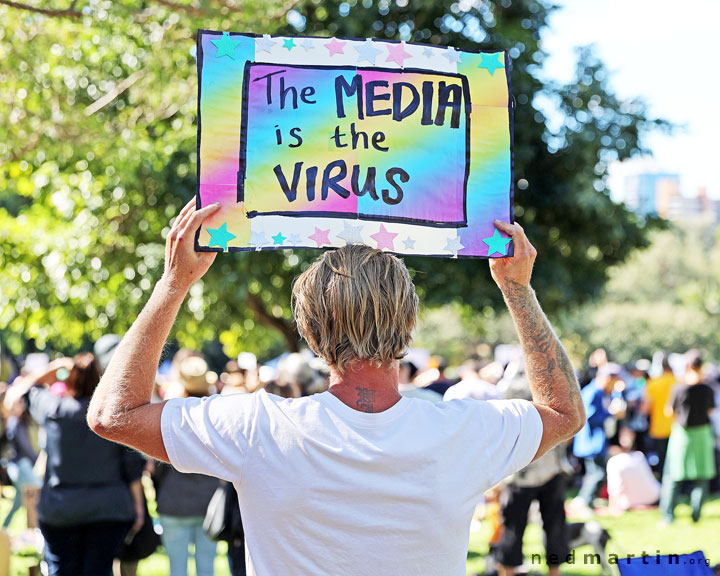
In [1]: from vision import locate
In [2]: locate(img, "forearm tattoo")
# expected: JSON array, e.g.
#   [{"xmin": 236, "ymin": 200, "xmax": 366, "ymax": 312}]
[{"xmin": 501, "ymin": 279, "xmax": 581, "ymax": 410}]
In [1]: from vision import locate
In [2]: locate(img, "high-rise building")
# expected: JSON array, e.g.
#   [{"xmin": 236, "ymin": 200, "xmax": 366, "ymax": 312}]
[{"xmin": 623, "ymin": 173, "xmax": 680, "ymax": 216}]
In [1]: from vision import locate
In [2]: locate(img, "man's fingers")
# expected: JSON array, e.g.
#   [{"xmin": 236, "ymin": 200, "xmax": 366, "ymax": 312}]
[
  {"xmin": 172, "ymin": 198, "xmax": 196, "ymax": 230},
  {"xmin": 182, "ymin": 202, "xmax": 222, "ymax": 234}
]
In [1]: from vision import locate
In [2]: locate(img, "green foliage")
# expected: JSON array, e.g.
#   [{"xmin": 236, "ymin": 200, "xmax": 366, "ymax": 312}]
[
  {"xmin": 559, "ymin": 223, "xmax": 720, "ymax": 363},
  {"xmin": 1, "ymin": 0, "xmax": 666, "ymax": 358}
]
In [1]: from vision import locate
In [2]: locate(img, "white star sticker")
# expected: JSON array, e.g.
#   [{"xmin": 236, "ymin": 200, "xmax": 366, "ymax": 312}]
[
  {"xmin": 250, "ymin": 230, "xmax": 268, "ymax": 250},
  {"xmin": 299, "ymin": 38, "xmax": 314, "ymax": 52},
  {"xmin": 288, "ymin": 233, "xmax": 302, "ymax": 245},
  {"xmin": 403, "ymin": 236, "xmax": 416, "ymax": 250},
  {"xmin": 443, "ymin": 47, "xmax": 462, "ymax": 64},
  {"xmin": 255, "ymin": 34, "xmax": 277, "ymax": 54},
  {"xmin": 443, "ymin": 235, "xmax": 465, "ymax": 257},
  {"xmin": 422, "ymin": 46, "xmax": 435, "ymax": 59},
  {"xmin": 336, "ymin": 221, "xmax": 365, "ymax": 245}
]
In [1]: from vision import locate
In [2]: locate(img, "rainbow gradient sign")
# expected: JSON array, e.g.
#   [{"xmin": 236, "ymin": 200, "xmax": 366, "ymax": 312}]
[{"xmin": 195, "ymin": 30, "xmax": 514, "ymax": 258}]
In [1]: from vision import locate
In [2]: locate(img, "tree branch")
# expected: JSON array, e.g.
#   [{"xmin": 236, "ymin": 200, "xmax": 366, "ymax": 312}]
[
  {"xmin": 84, "ymin": 70, "xmax": 145, "ymax": 116},
  {"xmin": 246, "ymin": 293, "xmax": 299, "ymax": 352},
  {"xmin": 0, "ymin": 0, "xmax": 82, "ymax": 18}
]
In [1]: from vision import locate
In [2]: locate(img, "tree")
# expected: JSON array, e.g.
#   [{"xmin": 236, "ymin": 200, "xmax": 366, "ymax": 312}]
[
  {"xmin": 1, "ymin": 0, "xmax": 665, "ymax": 359},
  {"xmin": 559, "ymin": 223, "xmax": 720, "ymax": 363}
]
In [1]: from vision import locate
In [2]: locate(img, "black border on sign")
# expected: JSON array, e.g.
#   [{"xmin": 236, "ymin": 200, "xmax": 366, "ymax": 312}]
[
  {"xmin": 239, "ymin": 62, "xmax": 471, "ymax": 229},
  {"xmin": 194, "ymin": 29, "xmax": 514, "ymax": 259}
]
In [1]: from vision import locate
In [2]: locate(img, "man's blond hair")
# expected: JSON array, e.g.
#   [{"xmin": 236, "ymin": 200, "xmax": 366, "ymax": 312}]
[{"xmin": 292, "ymin": 245, "xmax": 419, "ymax": 372}]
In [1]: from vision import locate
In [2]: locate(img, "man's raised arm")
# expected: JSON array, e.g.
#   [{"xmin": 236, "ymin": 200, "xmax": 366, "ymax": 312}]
[
  {"xmin": 87, "ymin": 200, "xmax": 220, "ymax": 461},
  {"xmin": 489, "ymin": 220, "xmax": 585, "ymax": 459}
]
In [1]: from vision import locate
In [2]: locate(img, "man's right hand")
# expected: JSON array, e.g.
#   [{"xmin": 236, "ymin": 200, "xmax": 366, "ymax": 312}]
[
  {"xmin": 488, "ymin": 220, "xmax": 537, "ymax": 290},
  {"xmin": 162, "ymin": 199, "xmax": 222, "ymax": 292}
]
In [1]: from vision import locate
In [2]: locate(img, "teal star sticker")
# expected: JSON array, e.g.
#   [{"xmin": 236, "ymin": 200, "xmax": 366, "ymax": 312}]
[
  {"xmin": 211, "ymin": 32, "xmax": 242, "ymax": 59},
  {"xmin": 282, "ymin": 38, "xmax": 296, "ymax": 51},
  {"xmin": 483, "ymin": 229, "xmax": 511, "ymax": 256},
  {"xmin": 477, "ymin": 52, "xmax": 504, "ymax": 75},
  {"xmin": 207, "ymin": 222, "xmax": 236, "ymax": 251},
  {"xmin": 272, "ymin": 232, "xmax": 287, "ymax": 245}
]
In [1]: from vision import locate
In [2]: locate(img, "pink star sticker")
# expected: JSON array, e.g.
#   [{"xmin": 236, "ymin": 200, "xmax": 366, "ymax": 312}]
[
  {"xmin": 385, "ymin": 42, "xmax": 413, "ymax": 67},
  {"xmin": 370, "ymin": 224, "xmax": 398, "ymax": 251},
  {"xmin": 324, "ymin": 38, "xmax": 346, "ymax": 57},
  {"xmin": 308, "ymin": 227, "xmax": 332, "ymax": 247}
]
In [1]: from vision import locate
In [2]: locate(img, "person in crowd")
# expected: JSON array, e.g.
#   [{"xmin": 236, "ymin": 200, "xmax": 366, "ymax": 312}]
[
  {"xmin": 605, "ymin": 427, "xmax": 660, "ymax": 513},
  {"xmin": 263, "ymin": 380, "xmax": 302, "ymax": 398},
  {"xmin": 5, "ymin": 354, "xmax": 143, "ymax": 576},
  {"xmin": 443, "ymin": 357, "xmax": 501, "ymax": 402},
  {"xmin": 660, "ymin": 349, "xmax": 716, "ymax": 524},
  {"xmin": 571, "ymin": 363, "xmax": 625, "ymax": 514},
  {"xmin": 641, "ymin": 353, "xmax": 677, "ymax": 475},
  {"xmin": 422, "ymin": 356, "xmax": 457, "ymax": 396},
  {"xmin": 153, "ymin": 351, "xmax": 219, "ymax": 576},
  {"xmin": 397, "ymin": 360, "xmax": 442, "ymax": 402},
  {"xmin": 496, "ymin": 375, "xmax": 570, "ymax": 576},
  {"xmin": 1, "ymin": 389, "xmax": 40, "ymax": 528},
  {"xmin": 88, "ymin": 203, "xmax": 584, "ymax": 575},
  {"xmin": 94, "ymin": 335, "xmax": 153, "ymax": 576},
  {"xmin": 578, "ymin": 348, "xmax": 609, "ymax": 389},
  {"xmin": 276, "ymin": 352, "xmax": 327, "ymax": 396},
  {"xmin": 219, "ymin": 353, "xmax": 258, "ymax": 396}
]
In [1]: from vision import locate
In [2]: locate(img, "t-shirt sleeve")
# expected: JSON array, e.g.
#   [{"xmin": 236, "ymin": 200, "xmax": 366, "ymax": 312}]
[
  {"xmin": 161, "ymin": 393, "xmax": 257, "ymax": 482},
  {"xmin": 480, "ymin": 399, "xmax": 543, "ymax": 486}
]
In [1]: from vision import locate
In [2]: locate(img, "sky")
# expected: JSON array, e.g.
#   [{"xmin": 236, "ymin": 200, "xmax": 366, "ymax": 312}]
[{"xmin": 539, "ymin": 0, "xmax": 720, "ymax": 200}]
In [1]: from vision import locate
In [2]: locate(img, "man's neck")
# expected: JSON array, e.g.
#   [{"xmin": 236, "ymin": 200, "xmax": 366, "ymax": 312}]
[{"xmin": 328, "ymin": 360, "xmax": 401, "ymax": 413}]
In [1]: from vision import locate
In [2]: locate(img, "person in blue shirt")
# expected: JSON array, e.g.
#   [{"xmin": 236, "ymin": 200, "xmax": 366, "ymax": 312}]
[{"xmin": 573, "ymin": 364, "xmax": 626, "ymax": 510}]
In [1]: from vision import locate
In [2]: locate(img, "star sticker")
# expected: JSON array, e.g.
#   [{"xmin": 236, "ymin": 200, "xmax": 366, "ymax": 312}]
[
  {"xmin": 207, "ymin": 222, "xmax": 236, "ymax": 251},
  {"xmin": 354, "ymin": 39, "xmax": 382, "ymax": 65},
  {"xmin": 442, "ymin": 47, "xmax": 462, "ymax": 64},
  {"xmin": 385, "ymin": 42, "xmax": 413, "ymax": 67},
  {"xmin": 288, "ymin": 233, "xmax": 302, "ymax": 245},
  {"xmin": 370, "ymin": 224, "xmax": 398, "ymax": 251},
  {"xmin": 272, "ymin": 232, "xmax": 287, "ymax": 245},
  {"xmin": 477, "ymin": 52, "xmax": 505, "ymax": 75},
  {"xmin": 422, "ymin": 46, "xmax": 435, "ymax": 59},
  {"xmin": 336, "ymin": 221, "xmax": 365, "ymax": 245},
  {"xmin": 483, "ymin": 229, "xmax": 511, "ymax": 256},
  {"xmin": 211, "ymin": 33, "xmax": 242, "ymax": 60},
  {"xmin": 308, "ymin": 227, "xmax": 332, "ymax": 247},
  {"xmin": 324, "ymin": 37, "xmax": 346, "ymax": 57},
  {"xmin": 403, "ymin": 236, "xmax": 416, "ymax": 250},
  {"xmin": 282, "ymin": 38, "xmax": 296, "ymax": 51},
  {"xmin": 249, "ymin": 229, "xmax": 268, "ymax": 250},
  {"xmin": 255, "ymin": 34, "xmax": 277, "ymax": 54},
  {"xmin": 299, "ymin": 38, "xmax": 314, "ymax": 51},
  {"xmin": 443, "ymin": 235, "xmax": 465, "ymax": 257}
]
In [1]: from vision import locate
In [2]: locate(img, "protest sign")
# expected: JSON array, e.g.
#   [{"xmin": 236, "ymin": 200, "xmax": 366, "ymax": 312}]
[{"xmin": 195, "ymin": 31, "xmax": 513, "ymax": 258}]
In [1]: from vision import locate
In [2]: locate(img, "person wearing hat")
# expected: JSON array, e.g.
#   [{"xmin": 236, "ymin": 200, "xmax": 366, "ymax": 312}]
[
  {"xmin": 152, "ymin": 351, "xmax": 219, "ymax": 576},
  {"xmin": 572, "ymin": 363, "xmax": 626, "ymax": 513},
  {"xmin": 88, "ymin": 202, "xmax": 585, "ymax": 576}
]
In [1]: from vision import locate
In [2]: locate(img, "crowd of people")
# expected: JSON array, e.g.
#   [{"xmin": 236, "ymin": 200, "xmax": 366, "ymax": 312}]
[{"xmin": 0, "ymin": 338, "xmax": 718, "ymax": 575}]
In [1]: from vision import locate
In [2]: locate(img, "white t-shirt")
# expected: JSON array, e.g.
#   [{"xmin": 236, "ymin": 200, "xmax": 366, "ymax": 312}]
[
  {"xmin": 161, "ymin": 389, "xmax": 542, "ymax": 576},
  {"xmin": 606, "ymin": 451, "xmax": 661, "ymax": 510}
]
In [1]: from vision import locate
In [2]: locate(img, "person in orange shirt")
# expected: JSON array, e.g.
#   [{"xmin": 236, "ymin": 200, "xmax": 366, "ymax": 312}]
[{"xmin": 641, "ymin": 354, "xmax": 677, "ymax": 475}]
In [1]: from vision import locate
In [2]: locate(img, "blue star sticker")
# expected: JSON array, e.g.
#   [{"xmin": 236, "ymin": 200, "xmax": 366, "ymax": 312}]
[
  {"xmin": 211, "ymin": 32, "xmax": 242, "ymax": 60},
  {"xmin": 354, "ymin": 39, "xmax": 382, "ymax": 65},
  {"xmin": 207, "ymin": 222, "xmax": 236, "ymax": 251},
  {"xmin": 272, "ymin": 232, "xmax": 287, "ymax": 245},
  {"xmin": 477, "ymin": 53, "xmax": 505, "ymax": 75},
  {"xmin": 282, "ymin": 38, "xmax": 296, "ymax": 51},
  {"xmin": 483, "ymin": 229, "xmax": 511, "ymax": 256}
]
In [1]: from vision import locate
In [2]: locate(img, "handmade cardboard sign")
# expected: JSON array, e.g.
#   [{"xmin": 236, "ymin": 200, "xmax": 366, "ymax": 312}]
[{"xmin": 195, "ymin": 31, "xmax": 513, "ymax": 258}]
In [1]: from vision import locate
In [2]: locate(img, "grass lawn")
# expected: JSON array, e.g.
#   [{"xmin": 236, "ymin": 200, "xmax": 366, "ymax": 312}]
[{"xmin": 3, "ymin": 487, "xmax": 719, "ymax": 576}]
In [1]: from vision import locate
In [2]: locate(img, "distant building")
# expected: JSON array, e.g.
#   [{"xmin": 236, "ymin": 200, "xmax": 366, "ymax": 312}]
[
  {"xmin": 623, "ymin": 174, "xmax": 718, "ymax": 226},
  {"xmin": 623, "ymin": 173, "xmax": 680, "ymax": 217}
]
